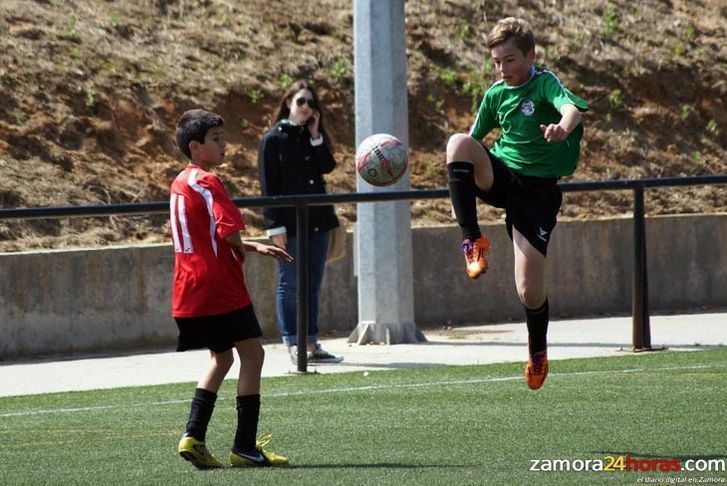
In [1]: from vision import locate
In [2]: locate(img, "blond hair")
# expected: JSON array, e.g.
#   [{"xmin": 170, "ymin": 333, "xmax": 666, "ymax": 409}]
[{"xmin": 486, "ymin": 17, "xmax": 535, "ymax": 55}]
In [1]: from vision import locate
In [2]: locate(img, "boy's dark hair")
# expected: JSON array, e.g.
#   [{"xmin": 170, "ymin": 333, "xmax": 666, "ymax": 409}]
[
  {"xmin": 273, "ymin": 79, "xmax": 335, "ymax": 151},
  {"xmin": 486, "ymin": 17, "xmax": 535, "ymax": 55},
  {"xmin": 175, "ymin": 109, "xmax": 224, "ymax": 159}
]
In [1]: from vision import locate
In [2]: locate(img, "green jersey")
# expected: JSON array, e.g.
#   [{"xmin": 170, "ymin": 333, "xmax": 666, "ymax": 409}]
[{"xmin": 470, "ymin": 68, "xmax": 588, "ymax": 177}]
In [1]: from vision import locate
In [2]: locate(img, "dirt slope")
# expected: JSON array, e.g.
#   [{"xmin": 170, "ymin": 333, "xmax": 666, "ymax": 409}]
[{"xmin": 0, "ymin": 0, "xmax": 725, "ymax": 251}]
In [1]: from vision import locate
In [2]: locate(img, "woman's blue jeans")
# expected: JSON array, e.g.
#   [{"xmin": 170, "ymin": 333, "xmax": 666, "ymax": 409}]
[{"xmin": 275, "ymin": 231, "xmax": 330, "ymax": 346}]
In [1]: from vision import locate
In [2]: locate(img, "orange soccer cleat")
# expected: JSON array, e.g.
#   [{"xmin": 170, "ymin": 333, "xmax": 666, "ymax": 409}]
[
  {"xmin": 525, "ymin": 350, "xmax": 549, "ymax": 390},
  {"xmin": 462, "ymin": 235, "xmax": 491, "ymax": 279}
]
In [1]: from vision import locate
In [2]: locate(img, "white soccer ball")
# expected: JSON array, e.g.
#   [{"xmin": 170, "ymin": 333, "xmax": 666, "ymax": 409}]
[{"xmin": 355, "ymin": 133, "xmax": 408, "ymax": 187}]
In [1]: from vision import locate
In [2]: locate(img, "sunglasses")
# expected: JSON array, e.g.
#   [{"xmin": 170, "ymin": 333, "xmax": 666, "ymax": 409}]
[{"xmin": 294, "ymin": 97, "xmax": 316, "ymax": 109}]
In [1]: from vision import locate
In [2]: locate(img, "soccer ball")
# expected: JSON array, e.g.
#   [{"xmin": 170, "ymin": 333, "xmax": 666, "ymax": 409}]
[{"xmin": 355, "ymin": 133, "xmax": 408, "ymax": 187}]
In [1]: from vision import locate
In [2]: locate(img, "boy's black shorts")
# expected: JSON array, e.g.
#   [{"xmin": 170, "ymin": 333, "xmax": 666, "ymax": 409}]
[
  {"xmin": 474, "ymin": 151, "xmax": 562, "ymax": 256},
  {"xmin": 175, "ymin": 304, "xmax": 263, "ymax": 353}
]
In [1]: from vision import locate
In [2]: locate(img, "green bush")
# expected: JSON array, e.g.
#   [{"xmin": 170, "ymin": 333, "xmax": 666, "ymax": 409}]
[{"xmin": 608, "ymin": 89, "xmax": 624, "ymax": 111}]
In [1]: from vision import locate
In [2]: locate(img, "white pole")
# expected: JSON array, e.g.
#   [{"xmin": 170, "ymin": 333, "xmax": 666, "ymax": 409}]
[{"xmin": 351, "ymin": 0, "xmax": 424, "ymax": 344}]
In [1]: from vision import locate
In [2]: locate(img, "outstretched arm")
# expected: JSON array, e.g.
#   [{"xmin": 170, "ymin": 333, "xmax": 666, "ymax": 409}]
[
  {"xmin": 223, "ymin": 232, "xmax": 293, "ymax": 262},
  {"xmin": 539, "ymin": 104, "xmax": 582, "ymax": 143},
  {"xmin": 243, "ymin": 240, "xmax": 293, "ymax": 262}
]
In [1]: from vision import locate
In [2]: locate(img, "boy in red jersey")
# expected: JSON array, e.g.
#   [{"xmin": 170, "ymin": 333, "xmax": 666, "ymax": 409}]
[{"xmin": 171, "ymin": 109, "xmax": 291, "ymax": 469}]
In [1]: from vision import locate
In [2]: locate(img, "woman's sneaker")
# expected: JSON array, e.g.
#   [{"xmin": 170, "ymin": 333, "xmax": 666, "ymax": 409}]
[
  {"xmin": 309, "ymin": 344, "xmax": 343, "ymax": 363},
  {"xmin": 288, "ymin": 345, "xmax": 300, "ymax": 365},
  {"xmin": 289, "ymin": 344, "xmax": 343, "ymax": 364}
]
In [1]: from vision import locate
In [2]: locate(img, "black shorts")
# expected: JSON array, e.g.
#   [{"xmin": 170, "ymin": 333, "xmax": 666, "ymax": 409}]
[
  {"xmin": 475, "ymin": 152, "xmax": 562, "ymax": 256},
  {"xmin": 175, "ymin": 304, "xmax": 262, "ymax": 353}
]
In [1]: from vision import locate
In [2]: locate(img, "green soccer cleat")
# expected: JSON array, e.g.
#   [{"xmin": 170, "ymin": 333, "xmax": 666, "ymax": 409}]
[
  {"xmin": 229, "ymin": 434, "xmax": 289, "ymax": 467},
  {"xmin": 178, "ymin": 435, "xmax": 224, "ymax": 470}
]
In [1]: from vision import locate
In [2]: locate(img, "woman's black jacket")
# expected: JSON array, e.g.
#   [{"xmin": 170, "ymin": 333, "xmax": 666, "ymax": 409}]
[{"xmin": 258, "ymin": 120, "xmax": 339, "ymax": 236}]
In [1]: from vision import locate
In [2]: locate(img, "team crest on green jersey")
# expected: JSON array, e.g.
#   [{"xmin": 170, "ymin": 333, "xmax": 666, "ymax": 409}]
[{"xmin": 520, "ymin": 100, "xmax": 535, "ymax": 116}]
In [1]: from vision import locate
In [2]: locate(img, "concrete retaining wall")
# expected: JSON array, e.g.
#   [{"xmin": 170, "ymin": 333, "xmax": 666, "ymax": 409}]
[{"xmin": 1, "ymin": 214, "xmax": 725, "ymax": 358}]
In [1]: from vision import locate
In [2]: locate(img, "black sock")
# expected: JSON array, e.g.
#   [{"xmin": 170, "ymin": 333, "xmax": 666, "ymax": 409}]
[
  {"xmin": 184, "ymin": 388, "xmax": 217, "ymax": 442},
  {"xmin": 233, "ymin": 394, "xmax": 261, "ymax": 453},
  {"xmin": 525, "ymin": 298, "xmax": 549, "ymax": 355},
  {"xmin": 447, "ymin": 161, "xmax": 481, "ymax": 241}
]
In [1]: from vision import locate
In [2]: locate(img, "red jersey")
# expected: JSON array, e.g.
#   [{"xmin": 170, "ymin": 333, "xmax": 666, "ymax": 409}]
[{"xmin": 169, "ymin": 164, "xmax": 251, "ymax": 317}]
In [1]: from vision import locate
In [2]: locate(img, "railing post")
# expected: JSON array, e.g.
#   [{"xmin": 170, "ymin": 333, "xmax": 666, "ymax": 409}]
[
  {"xmin": 295, "ymin": 204, "xmax": 310, "ymax": 372},
  {"xmin": 632, "ymin": 184, "xmax": 651, "ymax": 350}
]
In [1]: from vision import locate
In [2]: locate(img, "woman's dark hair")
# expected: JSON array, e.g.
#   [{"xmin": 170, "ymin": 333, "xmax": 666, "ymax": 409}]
[
  {"xmin": 175, "ymin": 109, "xmax": 224, "ymax": 159},
  {"xmin": 274, "ymin": 80, "xmax": 335, "ymax": 151}
]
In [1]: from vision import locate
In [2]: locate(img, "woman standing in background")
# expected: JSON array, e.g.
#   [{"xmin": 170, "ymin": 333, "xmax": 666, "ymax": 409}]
[{"xmin": 258, "ymin": 80, "xmax": 343, "ymax": 364}]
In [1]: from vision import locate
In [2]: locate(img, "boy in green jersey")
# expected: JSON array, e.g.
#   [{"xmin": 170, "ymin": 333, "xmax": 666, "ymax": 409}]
[{"xmin": 446, "ymin": 17, "xmax": 588, "ymax": 390}]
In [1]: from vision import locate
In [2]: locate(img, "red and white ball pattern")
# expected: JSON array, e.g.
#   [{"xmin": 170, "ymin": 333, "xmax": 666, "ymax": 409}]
[{"xmin": 355, "ymin": 133, "xmax": 408, "ymax": 187}]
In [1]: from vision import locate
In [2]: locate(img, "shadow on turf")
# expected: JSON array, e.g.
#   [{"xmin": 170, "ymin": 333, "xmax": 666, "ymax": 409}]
[
  {"xmin": 281, "ymin": 463, "xmax": 471, "ymax": 470},
  {"xmin": 424, "ymin": 340, "xmax": 722, "ymax": 350}
]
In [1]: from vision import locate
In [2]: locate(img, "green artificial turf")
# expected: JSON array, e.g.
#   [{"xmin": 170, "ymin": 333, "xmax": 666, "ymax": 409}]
[{"xmin": 1, "ymin": 348, "xmax": 725, "ymax": 485}]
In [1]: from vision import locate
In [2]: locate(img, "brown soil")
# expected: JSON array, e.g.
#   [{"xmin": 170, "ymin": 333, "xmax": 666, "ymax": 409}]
[{"xmin": 0, "ymin": 0, "xmax": 725, "ymax": 251}]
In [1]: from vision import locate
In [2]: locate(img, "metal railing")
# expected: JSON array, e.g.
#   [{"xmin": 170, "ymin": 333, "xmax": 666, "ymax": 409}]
[{"xmin": 2, "ymin": 174, "xmax": 726, "ymax": 371}]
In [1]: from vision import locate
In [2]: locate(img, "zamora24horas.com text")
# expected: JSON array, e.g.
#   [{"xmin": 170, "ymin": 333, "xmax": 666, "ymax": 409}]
[{"xmin": 529, "ymin": 455, "xmax": 725, "ymax": 477}]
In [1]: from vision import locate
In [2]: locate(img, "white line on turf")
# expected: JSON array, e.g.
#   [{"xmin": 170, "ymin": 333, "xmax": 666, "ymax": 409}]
[
  {"xmin": 0, "ymin": 364, "xmax": 714, "ymax": 418},
  {"xmin": 264, "ymin": 364, "xmax": 713, "ymax": 398}
]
